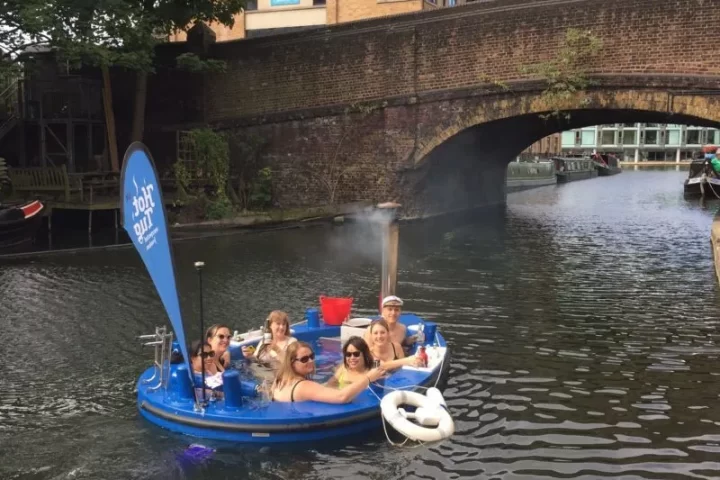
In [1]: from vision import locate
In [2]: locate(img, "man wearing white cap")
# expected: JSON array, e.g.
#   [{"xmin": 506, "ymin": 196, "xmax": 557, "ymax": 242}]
[{"xmin": 365, "ymin": 295, "xmax": 416, "ymax": 348}]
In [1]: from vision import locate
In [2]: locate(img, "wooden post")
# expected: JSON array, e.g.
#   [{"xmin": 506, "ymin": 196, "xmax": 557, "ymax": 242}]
[
  {"xmin": 39, "ymin": 98, "xmax": 46, "ymax": 167},
  {"xmin": 66, "ymin": 120, "xmax": 74, "ymax": 173},
  {"xmin": 377, "ymin": 202, "xmax": 401, "ymax": 313},
  {"xmin": 101, "ymin": 66, "xmax": 119, "ymax": 172}
]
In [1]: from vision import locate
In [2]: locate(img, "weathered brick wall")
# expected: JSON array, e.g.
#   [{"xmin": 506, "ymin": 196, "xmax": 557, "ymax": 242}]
[
  {"xmin": 204, "ymin": 0, "xmax": 720, "ymax": 123},
  {"xmin": 220, "ymin": 88, "xmax": 720, "ymax": 216},
  {"xmin": 153, "ymin": 0, "xmax": 720, "ymax": 217}
]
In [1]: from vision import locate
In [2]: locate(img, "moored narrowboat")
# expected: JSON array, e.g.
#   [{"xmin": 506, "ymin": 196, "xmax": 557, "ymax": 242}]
[
  {"xmin": 552, "ymin": 156, "xmax": 598, "ymax": 183},
  {"xmin": 506, "ymin": 161, "xmax": 557, "ymax": 193},
  {"xmin": 683, "ymin": 158, "xmax": 720, "ymax": 198},
  {"xmin": 0, "ymin": 200, "xmax": 44, "ymax": 250}
]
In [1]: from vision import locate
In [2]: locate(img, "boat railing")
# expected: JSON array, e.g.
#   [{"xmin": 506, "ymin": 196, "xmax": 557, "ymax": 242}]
[{"xmin": 138, "ymin": 326, "xmax": 173, "ymax": 392}]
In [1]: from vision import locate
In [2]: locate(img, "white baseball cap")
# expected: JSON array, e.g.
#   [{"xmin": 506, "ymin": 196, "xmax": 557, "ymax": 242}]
[{"xmin": 381, "ymin": 295, "xmax": 404, "ymax": 307}]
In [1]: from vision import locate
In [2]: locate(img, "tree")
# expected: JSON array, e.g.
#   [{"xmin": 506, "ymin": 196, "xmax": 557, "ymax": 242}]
[
  {"xmin": 521, "ymin": 28, "xmax": 603, "ymax": 120},
  {"xmin": 0, "ymin": 0, "xmax": 245, "ymax": 170}
]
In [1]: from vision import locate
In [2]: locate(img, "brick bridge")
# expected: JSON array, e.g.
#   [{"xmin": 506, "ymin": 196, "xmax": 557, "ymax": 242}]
[{"xmin": 149, "ymin": 0, "xmax": 720, "ymax": 218}]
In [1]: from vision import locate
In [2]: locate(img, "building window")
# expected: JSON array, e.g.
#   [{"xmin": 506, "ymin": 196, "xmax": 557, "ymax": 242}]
[
  {"xmin": 666, "ymin": 129, "xmax": 680, "ymax": 146},
  {"xmin": 645, "ymin": 130, "xmax": 659, "ymax": 145},
  {"xmin": 686, "ymin": 130, "xmax": 701, "ymax": 145},
  {"xmin": 623, "ymin": 130, "xmax": 637, "ymax": 145},
  {"xmin": 581, "ymin": 131, "xmax": 595, "ymax": 146},
  {"xmin": 706, "ymin": 130, "xmax": 718, "ymax": 144},
  {"xmin": 245, "ymin": 0, "xmax": 258, "ymax": 10},
  {"xmin": 313, "ymin": 0, "xmax": 326, "ymax": 4},
  {"xmin": 600, "ymin": 130, "xmax": 615, "ymax": 145}
]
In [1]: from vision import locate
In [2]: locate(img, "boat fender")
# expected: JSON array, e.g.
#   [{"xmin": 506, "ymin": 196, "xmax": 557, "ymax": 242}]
[{"xmin": 380, "ymin": 388, "xmax": 454, "ymax": 442}]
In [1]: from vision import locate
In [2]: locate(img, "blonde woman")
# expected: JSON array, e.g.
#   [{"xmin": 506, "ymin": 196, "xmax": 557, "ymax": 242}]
[
  {"xmin": 326, "ymin": 336, "xmax": 374, "ymax": 389},
  {"xmin": 368, "ymin": 319, "xmax": 422, "ymax": 371},
  {"xmin": 271, "ymin": 342, "xmax": 385, "ymax": 403},
  {"xmin": 241, "ymin": 310, "xmax": 297, "ymax": 365}
]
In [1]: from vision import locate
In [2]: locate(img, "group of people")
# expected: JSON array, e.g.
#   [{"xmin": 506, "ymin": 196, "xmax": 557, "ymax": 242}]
[{"xmin": 185, "ymin": 295, "xmax": 425, "ymax": 404}]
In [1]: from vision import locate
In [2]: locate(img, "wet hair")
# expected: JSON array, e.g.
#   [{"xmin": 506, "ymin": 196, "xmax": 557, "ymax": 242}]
[
  {"xmin": 343, "ymin": 336, "xmax": 373, "ymax": 370},
  {"xmin": 190, "ymin": 340, "xmax": 213, "ymax": 358},
  {"xmin": 205, "ymin": 324, "xmax": 231, "ymax": 341},
  {"xmin": 369, "ymin": 318, "xmax": 390, "ymax": 335}
]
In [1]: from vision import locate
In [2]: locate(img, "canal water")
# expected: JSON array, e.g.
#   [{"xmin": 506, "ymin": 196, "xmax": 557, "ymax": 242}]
[{"xmin": 3, "ymin": 169, "xmax": 720, "ymax": 479}]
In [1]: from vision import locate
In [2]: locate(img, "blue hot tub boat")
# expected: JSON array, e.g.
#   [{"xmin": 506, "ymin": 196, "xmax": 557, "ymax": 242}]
[
  {"xmin": 136, "ymin": 315, "xmax": 450, "ymax": 443},
  {"xmin": 122, "ymin": 142, "xmax": 453, "ymax": 445}
]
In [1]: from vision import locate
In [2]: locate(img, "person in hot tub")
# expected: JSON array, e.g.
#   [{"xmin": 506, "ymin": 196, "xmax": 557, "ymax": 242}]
[
  {"xmin": 325, "ymin": 336, "xmax": 374, "ymax": 389},
  {"xmin": 190, "ymin": 339, "xmax": 223, "ymax": 399},
  {"xmin": 271, "ymin": 341, "xmax": 385, "ymax": 403},
  {"xmin": 364, "ymin": 295, "xmax": 420, "ymax": 351},
  {"xmin": 367, "ymin": 319, "xmax": 423, "ymax": 371},
  {"xmin": 240, "ymin": 310, "xmax": 298, "ymax": 365}
]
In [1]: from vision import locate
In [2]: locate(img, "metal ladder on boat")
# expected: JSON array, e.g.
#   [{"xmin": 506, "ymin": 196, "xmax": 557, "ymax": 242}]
[{"xmin": 138, "ymin": 326, "xmax": 174, "ymax": 392}]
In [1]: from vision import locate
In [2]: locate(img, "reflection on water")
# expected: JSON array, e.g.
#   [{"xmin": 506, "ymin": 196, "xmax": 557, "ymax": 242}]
[{"xmin": 2, "ymin": 169, "xmax": 720, "ymax": 479}]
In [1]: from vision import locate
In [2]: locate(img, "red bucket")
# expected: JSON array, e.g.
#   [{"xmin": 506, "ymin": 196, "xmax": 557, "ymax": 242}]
[{"xmin": 319, "ymin": 296, "xmax": 354, "ymax": 326}]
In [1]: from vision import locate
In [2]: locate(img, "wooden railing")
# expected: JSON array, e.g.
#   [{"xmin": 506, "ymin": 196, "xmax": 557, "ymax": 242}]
[{"xmin": 8, "ymin": 164, "xmax": 84, "ymax": 202}]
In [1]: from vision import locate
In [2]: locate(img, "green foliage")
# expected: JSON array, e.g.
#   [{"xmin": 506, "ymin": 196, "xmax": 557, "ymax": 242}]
[
  {"xmin": 0, "ymin": 0, "xmax": 246, "ymax": 72},
  {"xmin": 205, "ymin": 195, "xmax": 233, "ymax": 220},
  {"xmin": 176, "ymin": 53, "xmax": 228, "ymax": 73},
  {"xmin": 477, "ymin": 74, "xmax": 510, "ymax": 91},
  {"xmin": 187, "ymin": 128, "xmax": 231, "ymax": 196},
  {"xmin": 174, "ymin": 128, "xmax": 235, "ymax": 219},
  {"xmin": 521, "ymin": 28, "xmax": 603, "ymax": 121},
  {"xmin": 249, "ymin": 167, "xmax": 273, "ymax": 209},
  {"xmin": 227, "ymin": 133, "xmax": 270, "ymax": 210},
  {"xmin": 173, "ymin": 161, "xmax": 191, "ymax": 198}
]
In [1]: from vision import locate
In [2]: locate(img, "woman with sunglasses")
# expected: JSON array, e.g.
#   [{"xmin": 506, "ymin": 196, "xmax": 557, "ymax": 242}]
[
  {"xmin": 326, "ymin": 337, "xmax": 374, "ymax": 389},
  {"xmin": 206, "ymin": 324, "xmax": 232, "ymax": 371},
  {"xmin": 190, "ymin": 340, "xmax": 223, "ymax": 399},
  {"xmin": 190, "ymin": 340, "xmax": 221, "ymax": 376},
  {"xmin": 271, "ymin": 341, "xmax": 386, "ymax": 403}
]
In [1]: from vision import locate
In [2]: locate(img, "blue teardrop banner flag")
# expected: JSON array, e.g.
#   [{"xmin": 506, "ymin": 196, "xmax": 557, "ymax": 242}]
[{"xmin": 120, "ymin": 142, "xmax": 192, "ymax": 379}]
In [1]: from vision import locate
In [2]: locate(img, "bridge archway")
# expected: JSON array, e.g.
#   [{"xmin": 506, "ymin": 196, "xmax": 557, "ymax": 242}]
[{"xmin": 402, "ymin": 89, "xmax": 720, "ymax": 216}]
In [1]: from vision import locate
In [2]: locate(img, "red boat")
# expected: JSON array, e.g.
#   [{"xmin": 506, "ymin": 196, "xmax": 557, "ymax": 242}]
[{"xmin": 0, "ymin": 200, "xmax": 44, "ymax": 249}]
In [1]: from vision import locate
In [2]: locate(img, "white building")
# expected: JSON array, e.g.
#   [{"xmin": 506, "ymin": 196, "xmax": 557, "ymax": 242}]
[{"xmin": 560, "ymin": 124, "xmax": 720, "ymax": 162}]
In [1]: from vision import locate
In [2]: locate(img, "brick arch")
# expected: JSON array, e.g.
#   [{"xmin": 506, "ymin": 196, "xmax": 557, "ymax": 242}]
[{"xmin": 412, "ymin": 88, "xmax": 720, "ymax": 166}]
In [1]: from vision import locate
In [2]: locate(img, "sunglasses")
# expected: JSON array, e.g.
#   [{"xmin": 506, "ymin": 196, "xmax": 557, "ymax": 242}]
[
  {"xmin": 200, "ymin": 350, "xmax": 215, "ymax": 359},
  {"xmin": 345, "ymin": 351, "xmax": 362, "ymax": 358},
  {"xmin": 216, "ymin": 334, "xmax": 231, "ymax": 340},
  {"xmin": 293, "ymin": 353, "xmax": 315, "ymax": 364}
]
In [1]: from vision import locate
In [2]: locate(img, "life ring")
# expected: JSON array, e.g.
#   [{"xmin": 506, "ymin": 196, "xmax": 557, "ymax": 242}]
[{"xmin": 380, "ymin": 387, "xmax": 454, "ymax": 442}]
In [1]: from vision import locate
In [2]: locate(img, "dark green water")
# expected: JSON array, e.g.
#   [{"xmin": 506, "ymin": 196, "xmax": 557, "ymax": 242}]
[{"xmin": 2, "ymin": 169, "xmax": 720, "ymax": 479}]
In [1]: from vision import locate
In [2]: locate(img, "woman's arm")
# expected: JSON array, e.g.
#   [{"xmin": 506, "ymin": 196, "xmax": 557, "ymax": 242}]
[
  {"xmin": 297, "ymin": 368, "xmax": 385, "ymax": 404},
  {"xmin": 380, "ymin": 342, "xmax": 421, "ymax": 371},
  {"xmin": 325, "ymin": 368, "xmax": 341, "ymax": 388},
  {"xmin": 240, "ymin": 340, "xmax": 261, "ymax": 358}
]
